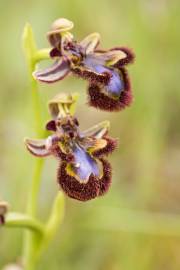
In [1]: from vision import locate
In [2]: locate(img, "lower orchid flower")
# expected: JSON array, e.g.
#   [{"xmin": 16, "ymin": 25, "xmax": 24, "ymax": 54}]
[
  {"xmin": 33, "ymin": 18, "xmax": 135, "ymax": 111},
  {"xmin": 25, "ymin": 94, "xmax": 117, "ymax": 201}
]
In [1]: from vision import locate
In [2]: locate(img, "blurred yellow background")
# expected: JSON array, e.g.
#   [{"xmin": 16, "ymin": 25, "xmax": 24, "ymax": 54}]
[{"xmin": 0, "ymin": 0, "xmax": 180, "ymax": 269}]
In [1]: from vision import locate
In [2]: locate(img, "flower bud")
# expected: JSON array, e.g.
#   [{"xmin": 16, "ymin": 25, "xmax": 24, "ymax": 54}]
[
  {"xmin": 0, "ymin": 201, "xmax": 9, "ymax": 225},
  {"xmin": 2, "ymin": 264, "xmax": 23, "ymax": 270}
]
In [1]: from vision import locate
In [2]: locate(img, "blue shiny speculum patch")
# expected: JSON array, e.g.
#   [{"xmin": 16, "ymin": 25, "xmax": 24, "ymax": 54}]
[
  {"xmin": 72, "ymin": 144, "xmax": 100, "ymax": 182},
  {"xmin": 84, "ymin": 55, "xmax": 124, "ymax": 97}
]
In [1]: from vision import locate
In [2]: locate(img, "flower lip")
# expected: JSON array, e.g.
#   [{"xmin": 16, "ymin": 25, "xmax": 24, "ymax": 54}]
[
  {"xmin": 88, "ymin": 67, "xmax": 132, "ymax": 111},
  {"xmin": 58, "ymin": 158, "xmax": 111, "ymax": 201}
]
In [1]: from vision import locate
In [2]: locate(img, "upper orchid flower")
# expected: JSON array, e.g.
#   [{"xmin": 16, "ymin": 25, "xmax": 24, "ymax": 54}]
[
  {"xmin": 25, "ymin": 93, "xmax": 117, "ymax": 201},
  {"xmin": 33, "ymin": 18, "xmax": 135, "ymax": 111}
]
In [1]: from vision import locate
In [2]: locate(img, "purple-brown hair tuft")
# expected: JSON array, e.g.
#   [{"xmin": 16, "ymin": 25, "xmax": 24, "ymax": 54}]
[
  {"xmin": 111, "ymin": 47, "xmax": 135, "ymax": 68},
  {"xmin": 58, "ymin": 162, "xmax": 99, "ymax": 201},
  {"xmin": 93, "ymin": 137, "xmax": 118, "ymax": 157},
  {"xmin": 72, "ymin": 67, "xmax": 111, "ymax": 85},
  {"xmin": 98, "ymin": 159, "xmax": 112, "ymax": 196}
]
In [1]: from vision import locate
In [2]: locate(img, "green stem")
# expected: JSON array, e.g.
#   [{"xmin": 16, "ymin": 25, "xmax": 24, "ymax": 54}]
[
  {"xmin": 30, "ymin": 77, "xmax": 43, "ymax": 137},
  {"xmin": 22, "ymin": 23, "xmax": 48, "ymax": 270},
  {"xmin": 27, "ymin": 159, "xmax": 44, "ymax": 216},
  {"xmin": 21, "ymin": 24, "xmax": 65, "ymax": 270},
  {"xmin": 23, "ymin": 75, "xmax": 45, "ymax": 270},
  {"xmin": 5, "ymin": 212, "xmax": 44, "ymax": 236},
  {"xmin": 38, "ymin": 192, "xmax": 65, "ymax": 257},
  {"xmin": 33, "ymin": 48, "xmax": 51, "ymax": 63},
  {"xmin": 23, "ymin": 91, "xmax": 44, "ymax": 270}
]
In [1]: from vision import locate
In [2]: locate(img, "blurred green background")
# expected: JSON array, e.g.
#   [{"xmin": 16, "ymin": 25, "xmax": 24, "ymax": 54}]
[{"xmin": 0, "ymin": 0, "xmax": 180, "ymax": 269}]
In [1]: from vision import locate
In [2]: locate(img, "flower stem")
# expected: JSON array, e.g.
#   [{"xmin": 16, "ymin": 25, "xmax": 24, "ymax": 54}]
[
  {"xmin": 22, "ymin": 23, "xmax": 66, "ymax": 270},
  {"xmin": 30, "ymin": 77, "xmax": 43, "ymax": 137},
  {"xmin": 33, "ymin": 48, "xmax": 51, "ymax": 63},
  {"xmin": 22, "ymin": 23, "xmax": 47, "ymax": 270},
  {"xmin": 23, "ymin": 160, "xmax": 44, "ymax": 270},
  {"xmin": 37, "ymin": 192, "xmax": 65, "ymax": 258},
  {"xmin": 22, "ymin": 81, "xmax": 44, "ymax": 270},
  {"xmin": 5, "ymin": 212, "xmax": 44, "ymax": 236}
]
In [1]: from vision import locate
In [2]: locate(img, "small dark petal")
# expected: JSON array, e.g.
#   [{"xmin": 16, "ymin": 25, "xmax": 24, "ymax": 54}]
[
  {"xmin": 58, "ymin": 158, "xmax": 112, "ymax": 201},
  {"xmin": 98, "ymin": 159, "xmax": 112, "ymax": 196},
  {"xmin": 72, "ymin": 67, "xmax": 111, "ymax": 85},
  {"xmin": 88, "ymin": 68, "xmax": 133, "ymax": 111},
  {"xmin": 46, "ymin": 120, "xmax": 57, "ymax": 131},
  {"xmin": 93, "ymin": 136, "xmax": 118, "ymax": 157},
  {"xmin": 73, "ymin": 118, "xmax": 79, "ymax": 126},
  {"xmin": 50, "ymin": 47, "xmax": 62, "ymax": 58},
  {"xmin": 69, "ymin": 131, "xmax": 74, "ymax": 138},
  {"xmin": 111, "ymin": 47, "xmax": 135, "ymax": 67}
]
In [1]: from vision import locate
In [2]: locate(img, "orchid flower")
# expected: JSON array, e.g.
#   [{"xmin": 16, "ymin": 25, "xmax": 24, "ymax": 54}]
[
  {"xmin": 25, "ymin": 94, "xmax": 117, "ymax": 201},
  {"xmin": 34, "ymin": 18, "xmax": 135, "ymax": 111}
]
